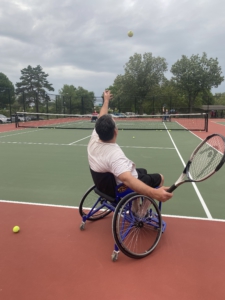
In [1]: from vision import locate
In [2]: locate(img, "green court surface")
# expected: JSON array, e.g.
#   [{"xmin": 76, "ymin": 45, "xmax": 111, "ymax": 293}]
[
  {"xmin": 216, "ymin": 121, "xmax": 225, "ymax": 126},
  {"xmin": 0, "ymin": 127, "xmax": 224, "ymax": 220}
]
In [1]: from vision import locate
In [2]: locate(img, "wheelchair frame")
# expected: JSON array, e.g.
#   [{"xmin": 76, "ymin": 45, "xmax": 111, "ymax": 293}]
[{"xmin": 79, "ymin": 183, "xmax": 167, "ymax": 261}]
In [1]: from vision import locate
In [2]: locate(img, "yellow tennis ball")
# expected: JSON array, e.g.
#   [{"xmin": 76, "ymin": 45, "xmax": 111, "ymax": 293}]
[
  {"xmin": 13, "ymin": 226, "xmax": 20, "ymax": 233},
  {"xmin": 133, "ymin": 136, "xmax": 135, "ymax": 138},
  {"xmin": 128, "ymin": 31, "xmax": 133, "ymax": 37}
]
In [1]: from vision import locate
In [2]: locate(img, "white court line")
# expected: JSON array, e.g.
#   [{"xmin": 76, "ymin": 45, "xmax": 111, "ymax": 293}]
[
  {"xmin": 49, "ymin": 121, "xmax": 85, "ymax": 128},
  {"xmin": 163, "ymin": 123, "xmax": 212, "ymax": 219},
  {"xmin": 0, "ymin": 140, "xmax": 175, "ymax": 149},
  {"xmin": 0, "ymin": 128, "xmax": 43, "ymax": 138},
  {"xmin": 69, "ymin": 135, "xmax": 91, "ymax": 145},
  {"xmin": 121, "ymin": 145, "xmax": 174, "ymax": 150},
  {"xmin": 1, "ymin": 199, "xmax": 224, "ymax": 222},
  {"xmin": 211, "ymin": 121, "xmax": 225, "ymax": 125}
]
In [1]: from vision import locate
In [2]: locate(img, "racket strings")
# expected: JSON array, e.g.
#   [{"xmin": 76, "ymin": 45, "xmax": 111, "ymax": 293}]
[{"xmin": 189, "ymin": 136, "xmax": 225, "ymax": 181}]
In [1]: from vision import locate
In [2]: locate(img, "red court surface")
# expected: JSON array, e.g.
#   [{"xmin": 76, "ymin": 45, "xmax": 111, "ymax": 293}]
[
  {"xmin": 0, "ymin": 123, "xmax": 20, "ymax": 132},
  {"xmin": 1, "ymin": 201, "xmax": 225, "ymax": 300}
]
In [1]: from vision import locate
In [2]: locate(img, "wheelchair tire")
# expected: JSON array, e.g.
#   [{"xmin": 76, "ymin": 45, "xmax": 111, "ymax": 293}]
[
  {"xmin": 112, "ymin": 193, "xmax": 163, "ymax": 259},
  {"xmin": 79, "ymin": 185, "xmax": 112, "ymax": 221}
]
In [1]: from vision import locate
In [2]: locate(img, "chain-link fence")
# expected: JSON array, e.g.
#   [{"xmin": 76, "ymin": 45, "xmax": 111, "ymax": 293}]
[{"xmin": 0, "ymin": 88, "xmax": 225, "ymax": 118}]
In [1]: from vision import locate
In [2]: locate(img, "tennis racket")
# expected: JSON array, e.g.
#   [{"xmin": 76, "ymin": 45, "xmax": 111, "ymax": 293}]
[{"xmin": 167, "ymin": 133, "xmax": 225, "ymax": 193}]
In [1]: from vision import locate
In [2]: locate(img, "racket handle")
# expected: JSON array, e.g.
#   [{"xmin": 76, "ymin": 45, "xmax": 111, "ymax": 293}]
[{"xmin": 167, "ymin": 184, "xmax": 177, "ymax": 193}]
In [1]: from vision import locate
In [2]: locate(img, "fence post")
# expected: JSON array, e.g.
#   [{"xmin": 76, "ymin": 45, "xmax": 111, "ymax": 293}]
[
  {"xmin": 23, "ymin": 91, "xmax": 26, "ymax": 112},
  {"xmin": 55, "ymin": 96, "xmax": 57, "ymax": 113},
  {"xmin": 81, "ymin": 97, "xmax": 84, "ymax": 114},
  {"xmin": 8, "ymin": 89, "xmax": 11, "ymax": 118}
]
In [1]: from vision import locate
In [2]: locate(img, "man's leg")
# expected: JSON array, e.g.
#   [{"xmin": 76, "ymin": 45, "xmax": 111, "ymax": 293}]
[{"xmin": 134, "ymin": 169, "xmax": 164, "ymax": 217}]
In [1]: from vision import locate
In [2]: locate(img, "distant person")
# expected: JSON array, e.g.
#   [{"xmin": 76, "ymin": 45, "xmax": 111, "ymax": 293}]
[
  {"xmin": 91, "ymin": 110, "xmax": 98, "ymax": 122},
  {"xmin": 215, "ymin": 110, "xmax": 218, "ymax": 118},
  {"xmin": 210, "ymin": 110, "xmax": 214, "ymax": 118},
  {"xmin": 163, "ymin": 108, "xmax": 169, "ymax": 121}
]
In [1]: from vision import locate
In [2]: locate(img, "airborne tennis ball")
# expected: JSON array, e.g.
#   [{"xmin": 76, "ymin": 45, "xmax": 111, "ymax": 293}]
[
  {"xmin": 13, "ymin": 226, "xmax": 20, "ymax": 233},
  {"xmin": 133, "ymin": 136, "xmax": 135, "ymax": 138},
  {"xmin": 128, "ymin": 31, "xmax": 133, "ymax": 37}
]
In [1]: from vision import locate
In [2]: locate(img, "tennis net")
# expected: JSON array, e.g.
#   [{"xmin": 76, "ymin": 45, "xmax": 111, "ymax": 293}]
[{"xmin": 15, "ymin": 112, "xmax": 208, "ymax": 131}]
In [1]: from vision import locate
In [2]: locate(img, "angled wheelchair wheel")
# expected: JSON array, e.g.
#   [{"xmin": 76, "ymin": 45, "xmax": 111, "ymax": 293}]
[
  {"xmin": 112, "ymin": 194, "xmax": 163, "ymax": 259},
  {"xmin": 79, "ymin": 185, "xmax": 112, "ymax": 221}
]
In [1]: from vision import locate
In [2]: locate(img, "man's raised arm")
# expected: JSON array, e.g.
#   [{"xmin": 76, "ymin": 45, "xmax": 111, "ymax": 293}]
[{"xmin": 98, "ymin": 90, "xmax": 113, "ymax": 118}]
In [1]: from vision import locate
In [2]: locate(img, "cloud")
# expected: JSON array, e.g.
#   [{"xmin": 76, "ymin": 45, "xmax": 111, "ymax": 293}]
[{"xmin": 0, "ymin": 0, "xmax": 225, "ymax": 96}]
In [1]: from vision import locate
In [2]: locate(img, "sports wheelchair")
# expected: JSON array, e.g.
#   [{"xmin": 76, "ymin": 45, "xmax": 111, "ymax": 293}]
[{"xmin": 79, "ymin": 170, "xmax": 167, "ymax": 261}]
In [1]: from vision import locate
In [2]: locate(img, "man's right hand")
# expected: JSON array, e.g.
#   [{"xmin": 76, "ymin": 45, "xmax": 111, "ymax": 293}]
[{"xmin": 153, "ymin": 186, "xmax": 173, "ymax": 202}]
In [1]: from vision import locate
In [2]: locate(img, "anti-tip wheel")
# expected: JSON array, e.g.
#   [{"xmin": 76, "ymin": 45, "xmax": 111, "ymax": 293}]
[
  {"xmin": 80, "ymin": 222, "xmax": 85, "ymax": 231},
  {"xmin": 111, "ymin": 251, "xmax": 119, "ymax": 262}
]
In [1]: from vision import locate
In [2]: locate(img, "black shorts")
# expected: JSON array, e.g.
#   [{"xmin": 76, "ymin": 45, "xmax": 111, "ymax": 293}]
[{"xmin": 136, "ymin": 168, "xmax": 161, "ymax": 188}]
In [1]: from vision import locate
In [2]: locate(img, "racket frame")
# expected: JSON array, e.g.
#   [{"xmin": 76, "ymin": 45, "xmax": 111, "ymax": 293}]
[{"xmin": 167, "ymin": 134, "xmax": 225, "ymax": 193}]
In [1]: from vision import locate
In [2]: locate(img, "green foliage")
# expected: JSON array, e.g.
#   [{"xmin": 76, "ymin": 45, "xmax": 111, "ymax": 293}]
[
  {"xmin": 59, "ymin": 85, "xmax": 95, "ymax": 114},
  {"xmin": 109, "ymin": 53, "xmax": 168, "ymax": 113},
  {"xmin": 214, "ymin": 93, "xmax": 225, "ymax": 105},
  {"xmin": 0, "ymin": 73, "xmax": 15, "ymax": 109},
  {"xmin": 15, "ymin": 65, "xmax": 54, "ymax": 112},
  {"xmin": 171, "ymin": 52, "xmax": 224, "ymax": 112}
]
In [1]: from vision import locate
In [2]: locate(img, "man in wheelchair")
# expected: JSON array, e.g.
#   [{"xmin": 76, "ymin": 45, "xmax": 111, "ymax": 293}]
[
  {"xmin": 87, "ymin": 90, "xmax": 173, "ymax": 206},
  {"xmin": 80, "ymin": 90, "xmax": 173, "ymax": 260}
]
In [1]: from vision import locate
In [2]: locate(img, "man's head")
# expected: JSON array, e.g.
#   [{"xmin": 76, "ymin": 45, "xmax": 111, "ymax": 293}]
[{"xmin": 95, "ymin": 114, "xmax": 117, "ymax": 141}]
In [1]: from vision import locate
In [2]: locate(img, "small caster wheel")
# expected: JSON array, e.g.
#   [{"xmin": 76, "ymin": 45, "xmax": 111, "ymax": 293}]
[{"xmin": 111, "ymin": 251, "xmax": 119, "ymax": 262}]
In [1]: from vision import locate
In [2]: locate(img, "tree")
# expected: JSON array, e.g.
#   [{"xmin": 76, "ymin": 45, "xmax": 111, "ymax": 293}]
[
  {"xmin": 171, "ymin": 53, "xmax": 224, "ymax": 112},
  {"xmin": 0, "ymin": 73, "xmax": 15, "ymax": 110},
  {"xmin": 109, "ymin": 53, "xmax": 168, "ymax": 113},
  {"xmin": 59, "ymin": 85, "xmax": 95, "ymax": 114},
  {"xmin": 214, "ymin": 93, "xmax": 225, "ymax": 106},
  {"xmin": 15, "ymin": 65, "xmax": 54, "ymax": 112}
]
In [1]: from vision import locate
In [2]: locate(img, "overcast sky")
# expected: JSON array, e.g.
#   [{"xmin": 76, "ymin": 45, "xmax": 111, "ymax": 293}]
[{"xmin": 1, "ymin": 0, "xmax": 225, "ymax": 97}]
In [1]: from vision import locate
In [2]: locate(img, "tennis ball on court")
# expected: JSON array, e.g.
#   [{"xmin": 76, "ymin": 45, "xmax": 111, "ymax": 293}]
[
  {"xmin": 128, "ymin": 31, "xmax": 133, "ymax": 37},
  {"xmin": 13, "ymin": 226, "xmax": 20, "ymax": 233},
  {"xmin": 133, "ymin": 136, "xmax": 135, "ymax": 138}
]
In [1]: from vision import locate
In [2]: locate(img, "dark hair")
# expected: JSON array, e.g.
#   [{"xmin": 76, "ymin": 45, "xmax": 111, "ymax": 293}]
[{"xmin": 95, "ymin": 114, "xmax": 116, "ymax": 141}]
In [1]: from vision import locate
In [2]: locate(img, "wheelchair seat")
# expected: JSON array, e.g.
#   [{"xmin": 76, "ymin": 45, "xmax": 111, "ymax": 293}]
[
  {"xmin": 79, "ymin": 169, "xmax": 167, "ymax": 261},
  {"xmin": 89, "ymin": 168, "xmax": 133, "ymax": 202},
  {"xmin": 90, "ymin": 169, "xmax": 117, "ymax": 199}
]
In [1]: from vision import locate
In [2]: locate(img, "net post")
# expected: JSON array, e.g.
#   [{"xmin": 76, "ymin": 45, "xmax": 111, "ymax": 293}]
[{"xmin": 205, "ymin": 113, "xmax": 208, "ymax": 132}]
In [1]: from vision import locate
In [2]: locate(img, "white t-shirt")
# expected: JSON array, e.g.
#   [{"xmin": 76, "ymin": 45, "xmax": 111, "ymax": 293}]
[{"xmin": 88, "ymin": 129, "xmax": 138, "ymax": 184}]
